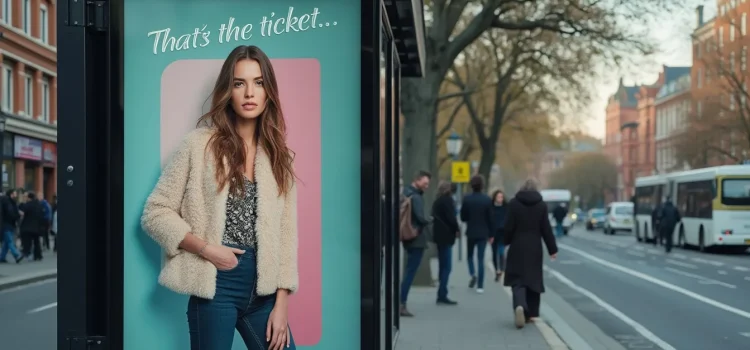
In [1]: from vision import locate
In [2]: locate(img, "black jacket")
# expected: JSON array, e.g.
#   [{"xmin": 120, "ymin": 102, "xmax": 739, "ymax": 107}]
[
  {"xmin": 432, "ymin": 193, "xmax": 460, "ymax": 245},
  {"xmin": 460, "ymin": 192, "xmax": 494, "ymax": 239},
  {"xmin": 0, "ymin": 196, "xmax": 19, "ymax": 228},
  {"xmin": 503, "ymin": 190, "xmax": 558, "ymax": 293},
  {"xmin": 402, "ymin": 185, "xmax": 430, "ymax": 249},
  {"xmin": 19, "ymin": 199, "xmax": 46, "ymax": 235},
  {"xmin": 552, "ymin": 204, "xmax": 568, "ymax": 224},
  {"xmin": 492, "ymin": 204, "xmax": 507, "ymax": 240},
  {"xmin": 658, "ymin": 201, "xmax": 681, "ymax": 234}
]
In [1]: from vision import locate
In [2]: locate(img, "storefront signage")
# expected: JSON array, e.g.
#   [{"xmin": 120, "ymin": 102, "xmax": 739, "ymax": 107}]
[
  {"xmin": 42, "ymin": 142, "xmax": 57, "ymax": 163},
  {"xmin": 123, "ymin": 1, "xmax": 359, "ymax": 349},
  {"xmin": 14, "ymin": 135, "xmax": 42, "ymax": 161}
]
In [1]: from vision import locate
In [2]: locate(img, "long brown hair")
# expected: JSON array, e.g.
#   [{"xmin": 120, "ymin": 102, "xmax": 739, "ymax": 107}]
[{"xmin": 197, "ymin": 45, "xmax": 296, "ymax": 196}]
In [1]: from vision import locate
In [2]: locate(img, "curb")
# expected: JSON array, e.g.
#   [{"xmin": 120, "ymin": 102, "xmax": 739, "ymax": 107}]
[
  {"xmin": 0, "ymin": 269, "xmax": 57, "ymax": 291},
  {"xmin": 499, "ymin": 283, "xmax": 570, "ymax": 350}
]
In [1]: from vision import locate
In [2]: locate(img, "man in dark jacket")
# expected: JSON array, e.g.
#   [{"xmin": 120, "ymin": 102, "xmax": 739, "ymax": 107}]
[
  {"xmin": 552, "ymin": 203, "xmax": 568, "ymax": 237},
  {"xmin": 0, "ymin": 189, "xmax": 22, "ymax": 263},
  {"xmin": 400, "ymin": 171, "xmax": 431, "ymax": 317},
  {"xmin": 431, "ymin": 181, "xmax": 460, "ymax": 305},
  {"xmin": 19, "ymin": 192, "xmax": 46, "ymax": 261},
  {"xmin": 460, "ymin": 174, "xmax": 493, "ymax": 293},
  {"xmin": 658, "ymin": 196, "xmax": 681, "ymax": 253}
]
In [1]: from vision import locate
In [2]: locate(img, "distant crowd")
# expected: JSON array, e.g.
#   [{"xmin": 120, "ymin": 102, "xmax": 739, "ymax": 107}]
[{"xmin": 0, "ymin": 188, "xmax": 57, "ymax": 263}]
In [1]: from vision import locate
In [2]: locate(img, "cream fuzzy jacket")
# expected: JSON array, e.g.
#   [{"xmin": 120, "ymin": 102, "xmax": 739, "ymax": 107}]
[{"xmin": 141, "ymin": 127, "xmax": 298, "ymax": 299}]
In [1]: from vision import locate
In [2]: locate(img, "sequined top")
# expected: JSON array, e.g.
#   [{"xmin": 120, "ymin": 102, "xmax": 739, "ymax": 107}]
[{"xmin": 222, "ymin": 176, "xmax": 258, "ymax": 247}]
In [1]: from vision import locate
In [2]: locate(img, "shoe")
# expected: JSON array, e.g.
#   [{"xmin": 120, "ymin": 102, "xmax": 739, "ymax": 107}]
[
  {"xmin": 476, "ymin": 288, "xmax": 484, "ymax": 294},
  {"xmin": 399, "ymin": 305, "xmax": 414, "ymax": 317},
  {"xmin": 15, "ymin": 256, "xmax": 24, "ymax": 263},
  {"xmin": 514, "ymin": 306, "xmax": 526, "ymax": 328},
  {"xmin": 469, "ymin": 276, "xmax": 477, "ymax": 288},
  {"xmin": 436, "ymin": 298, "xmax": 458, "ymax": 305},
  {"xmin": 495, "ymin": 272, "xmax": 503, "ymax": 282}
]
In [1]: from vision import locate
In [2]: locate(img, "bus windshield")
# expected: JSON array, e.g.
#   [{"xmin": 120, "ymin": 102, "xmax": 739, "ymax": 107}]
[{"xmin": 721, "ymin": 178, "xmax": 750, "ymax": 206}]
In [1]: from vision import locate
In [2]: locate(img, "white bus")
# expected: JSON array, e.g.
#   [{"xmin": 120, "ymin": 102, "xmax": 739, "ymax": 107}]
[
  {"xmin": 540, "ymin": 189, "xmax": 573, "ymax": 235},
  {"xmin": 634, "ymin": 165, "xmax": 750, "ymax": 252},
  {"xmin": 634, "ymin": 174, "xmax": 668, "ymax": 243}
]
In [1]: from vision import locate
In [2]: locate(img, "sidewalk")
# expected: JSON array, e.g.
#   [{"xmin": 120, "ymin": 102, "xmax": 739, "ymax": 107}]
[
  {"xmin": 0, "ymin": 251, "xmax": 57, "ymax": 291},
  {"xmin": 396, "ymin": 245, "xmax": 565, "ymax": 350}
]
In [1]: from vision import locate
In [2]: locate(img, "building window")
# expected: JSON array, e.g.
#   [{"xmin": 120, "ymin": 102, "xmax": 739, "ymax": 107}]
[
  {"xmin": 697, "ymin": 100, "xmax": 702, "ymax": 119},
  {"xmin": 720, "ymin": 26, "xmax": 724, "ymax": 47},
  {"xmin": 697, "ymin": 67, "xmax": 703, "ymax": 88},
  {"xmin": 1, "ymin": 64, "xmax": 12, "ymax": 113},
  {"xmin": 731, "ymin": 51, "xmax": 736, "ymax": 71},
  {"xmin": 23, "ymin": 74, "xmax": 32, "ymax": 117},
  {"xmin": 730, "ymin": 94, "xmax": 736, "ymax": 111},
  {"xmin": 743, "ymin": 46, "xmax": 748, "ymax": 71},
  {"xmin": 731, "ymin": 20, "xmax": 736, "ymax": 42},
  {"xmin": 1, "ymin": 0, "xmax": 11, "ymax": 24},
  {"xmin": 41, "ymin": 78, "xmax": 50, "ymax": 122},
  {"xmin": 39, "ymin": 4, "xmax": 48, "ymax": 43},
  {"xmin": 744, "ymin": 13, "xmax": 748, "ymax": 36}
]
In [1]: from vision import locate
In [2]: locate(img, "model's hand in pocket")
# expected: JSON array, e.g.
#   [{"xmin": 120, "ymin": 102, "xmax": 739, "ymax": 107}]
[{"xmin": 202, "ymin": 244, "xmax": 245, "ymax": 270}]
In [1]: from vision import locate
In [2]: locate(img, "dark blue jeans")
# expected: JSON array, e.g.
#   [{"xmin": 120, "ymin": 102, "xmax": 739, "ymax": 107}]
[
  {"xmin": 400, "ymin": 247, "xmax": 424, "ymax": 304},
  {"xmin": 0, "ymin": 227, "xmax": 20, "ymax": 261},
  {"xmin": 187, "ymin": 245, "xmax": 296, "ymax": 350},
  {"xmin": 436, "ymin": 244, "xmax": 453, "ymax": 300},
  {"xmin": 467, "ymin": 238, "xmax": 487, "ymax": 289}
]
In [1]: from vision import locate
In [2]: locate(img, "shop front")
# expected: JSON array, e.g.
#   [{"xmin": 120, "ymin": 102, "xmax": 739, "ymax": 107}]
[
  {"xmin": 57, "ymin": 0, "xmax": 424, "ymax": 349},
  {"xmin": 10, "ymin": 134, "xmax": 57, "ymax": 200}
]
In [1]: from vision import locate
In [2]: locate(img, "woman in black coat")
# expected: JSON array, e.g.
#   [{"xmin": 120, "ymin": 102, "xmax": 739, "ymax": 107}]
[
  {"xmin": 490, "ymin": 189, "xmax": 507, "ymax": 282},
  {"xmin": 503, "ymin": 179, "xmax": 558, "ymax": 329},
  {"xmin": 431, "ymin": 181, "xmax": 460, "ymax": 304}
]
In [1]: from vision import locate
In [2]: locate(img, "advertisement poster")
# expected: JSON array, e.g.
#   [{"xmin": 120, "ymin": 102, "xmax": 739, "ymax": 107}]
[{"xmin": 122, "ymin": 1, "xmax": 361, "ymax": 349}]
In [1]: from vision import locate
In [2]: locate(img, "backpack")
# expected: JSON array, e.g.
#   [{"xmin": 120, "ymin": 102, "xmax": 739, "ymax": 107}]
[{"xmin": 399, "ymin": 194, "xmax": 419, "ymax": 241}]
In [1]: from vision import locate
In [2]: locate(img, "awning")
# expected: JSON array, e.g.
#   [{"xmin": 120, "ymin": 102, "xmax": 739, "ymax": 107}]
[{"xmin": 384, "ymin": 0, "xmax": 426, "ymax": 77}]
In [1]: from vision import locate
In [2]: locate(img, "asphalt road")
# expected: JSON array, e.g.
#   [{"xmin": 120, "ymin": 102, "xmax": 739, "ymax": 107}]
[
  {"xmin": 546, "ymin": 226, "xmax": 750, "ymax": 350},
  {"xmin": 0, "ymin": 279, "xmax": 57, "ymax": 349}
]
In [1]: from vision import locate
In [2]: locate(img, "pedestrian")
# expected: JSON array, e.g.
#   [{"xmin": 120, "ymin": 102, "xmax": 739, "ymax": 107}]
[
  {"xmin": 19, "ymin": 192, "xmax": 46, "ymax": 261},
  {"xmin": 0, "ymin": 189, "xmax": 22, "ymax": 263},
  {"xmin": 40, "ymin": 193, "xmax": 52, "ymax": 250},
  {"xmin": 651, "ymin": 199, "xmax": 662, "ymax": 246},
  {"xmin": 490, "ymin": 189, "xmax": 507, "ymax": 282},
  {"xmin": 51, "ymin": 195, "xmax": 58, "ymax": 253},
  {"xmin": 399, "ymin": 170, "xmax": 432, "ymax": 317},
  {"xmin": 552, "ymin": 202, "xmax": 568, "ymax": 238},
  {"xmin": 460, "ymin": 174, "xmax": 493, "ymax": 294},
  {"xmin": 658, "ymin": 196, "xmax": 681, "ymax": 253},
  {"xmin": 431, "ymin": 181, "xmax": 459, "ymax": 305},
  {"xmin": 141, "ymin": 45, "xmax": 299, "ymax": 349},
  {"xmin": 503, "ymin": 179, "xmax": 558, "ymax": 329}
]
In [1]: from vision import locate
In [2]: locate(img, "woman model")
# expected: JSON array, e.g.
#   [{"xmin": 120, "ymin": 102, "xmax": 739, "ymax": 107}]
[
  {"xmin": 503, "ymin": 179, "xmax": 557, "ymax": 329},
  {"xmin": 489, "ymin": 189, "xmax": 507, "ymax": 282},
  {"xmin": 142, "ymin": 45, "xmax": 298, "ymax": 350}
]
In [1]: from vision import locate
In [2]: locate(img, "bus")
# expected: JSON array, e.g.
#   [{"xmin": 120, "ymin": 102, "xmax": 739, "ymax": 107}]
[
  {"xmin": 634, "ymin": 174, "xmax": 668, "ymax": 243},
  {"xmin": 540, "ymin": 189, "xmax": 573, "ymax": 235},
  {"xmin": 634, "ymin": 165, "xmax": 750, "ymax": 252}
]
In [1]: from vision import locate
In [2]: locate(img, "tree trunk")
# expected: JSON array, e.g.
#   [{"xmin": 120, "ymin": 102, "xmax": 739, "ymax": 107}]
[
  {"xmin": 400, "ymin": 71, "xmax": 442, "ymax": 287},
  {"xmin": 477, "ymin": 141, "xmax": 497, "ymax": 191}
]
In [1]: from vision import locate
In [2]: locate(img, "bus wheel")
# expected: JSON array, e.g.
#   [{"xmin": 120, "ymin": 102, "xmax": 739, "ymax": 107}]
[{"xmin": 699, "ymin": 228, "xmax": 706, "ymax": 252}]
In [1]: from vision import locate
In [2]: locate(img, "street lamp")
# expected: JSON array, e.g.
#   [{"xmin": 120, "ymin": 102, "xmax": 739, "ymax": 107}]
[
  {"xmin": 445, "ymin": 131, "xmax": 464, "ymax": 260},
  {"xmin": 445, "ymin": 131, "xmax": 463, "ymax": 160}
]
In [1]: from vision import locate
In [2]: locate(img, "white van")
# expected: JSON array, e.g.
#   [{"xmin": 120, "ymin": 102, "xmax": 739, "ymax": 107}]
[
  {"xmin": 540, "ymin": 189, "xmax": 573, "ymax": 235},
  {"xmin": 604, "ymin": 201, "xmax": 634, "ymax": 235}
]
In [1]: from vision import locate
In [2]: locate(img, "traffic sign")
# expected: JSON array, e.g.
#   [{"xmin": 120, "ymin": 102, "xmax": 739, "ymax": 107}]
[{"xmin": 451, "ymin": 161, "xmax": 470, "ymax": 183}]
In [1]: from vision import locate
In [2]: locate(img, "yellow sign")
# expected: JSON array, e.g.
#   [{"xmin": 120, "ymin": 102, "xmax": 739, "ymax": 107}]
[{"xmin": 451, "ymin": 161, "xmax": 471, "ymax": 183}]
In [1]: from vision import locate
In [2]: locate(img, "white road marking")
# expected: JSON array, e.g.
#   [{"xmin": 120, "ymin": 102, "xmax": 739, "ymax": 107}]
[
  {"xmin": 665, "ymin": 259, "xmax": 698, "ymax": 269},
  {"xmin": 664, "ymin": 267, "xmax": 737, "ymax": 289},
  {"xmin": 27, "ymin": 302, "xmax": 57, "ymax": 314},
  {"xmin": 745, "ymin": 277, "xmax": 750, "ymax": 282},
  {"xmin": 644, "ymin": 248, "xmax": 662, "ymax": 255},
  {"xmin": 559, "ymin": 260, "xmax": 582, "ymax": 265},
  {"xmin": 718, "ymin": 270, "xmax": 728, "ymax": 275},
  {"xmin": 733, "ymin": 266, "xmax": 750, "ymax": 272},
  {"xmin": 740, "ymin": 332, "xmax": 750, "ymax": 338},
  {"xmin": 545, "ymin": 267, "xmax": 676, "ymax": 350},
  {"xmin": 690, "ymin": 257, "xmax": 724, "ymax": 267},
  {"xmin": 626, "ymin": 251, "xmax": 647, "ymax": 258},
  {"xmin": 559, "ymin": 243, "xmax": 750, "ymax": 319}
]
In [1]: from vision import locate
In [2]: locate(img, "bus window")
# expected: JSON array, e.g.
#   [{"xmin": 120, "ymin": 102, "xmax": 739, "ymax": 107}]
[{"xmin": 721, "ymin": 178, "xmax": 750, "ymax": 206}]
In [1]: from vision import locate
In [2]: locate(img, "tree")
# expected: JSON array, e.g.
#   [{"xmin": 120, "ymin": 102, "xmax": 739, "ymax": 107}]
[
  {"xmin": 402, "ymin": 0, "xmax": 695, "ymax": 206},
  {"xmin": 547, "ymin": 152, "xmax": 617, "ymax": 209}
]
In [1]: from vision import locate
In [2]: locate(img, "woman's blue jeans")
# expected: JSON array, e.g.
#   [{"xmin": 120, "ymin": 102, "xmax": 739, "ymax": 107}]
[{"xmin": 187, "ymin": 245, "xmax": 296, "ymax": 350}]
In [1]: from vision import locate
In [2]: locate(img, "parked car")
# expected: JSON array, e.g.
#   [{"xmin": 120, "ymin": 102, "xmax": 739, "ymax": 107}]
[
  {"xmin": 586, "ymin": 208, "xmax": 606, "ymax": 231},
  {"xmin": 603, "ymin": 202, "xmax": 634, "ymax": 235}
]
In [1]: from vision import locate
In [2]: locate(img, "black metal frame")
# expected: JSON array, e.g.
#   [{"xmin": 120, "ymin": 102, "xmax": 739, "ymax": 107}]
[
  {"xmin": 390, "ymin": 38, "xmax": 402, "ymax": 342},
  {"xmin": 57, "ymin": 0, "xmax": 124, "ymax": 348}
]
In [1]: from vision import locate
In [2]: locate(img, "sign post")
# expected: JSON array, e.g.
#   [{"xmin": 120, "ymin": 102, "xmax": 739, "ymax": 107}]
[{"xmin": 451, "ymin": 161, "xmax": 470, "ymax": 261}]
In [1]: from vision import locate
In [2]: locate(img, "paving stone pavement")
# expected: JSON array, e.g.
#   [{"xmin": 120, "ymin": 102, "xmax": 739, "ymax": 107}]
[{"xmin": 395, "ymin": 248, "xmax": 556, "ymax": 350}]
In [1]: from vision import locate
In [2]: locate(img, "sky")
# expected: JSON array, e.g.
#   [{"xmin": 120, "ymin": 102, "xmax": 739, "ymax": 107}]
[{"xmin": 582, "ymin": 0, "xmax": 717, "ymax": 140}]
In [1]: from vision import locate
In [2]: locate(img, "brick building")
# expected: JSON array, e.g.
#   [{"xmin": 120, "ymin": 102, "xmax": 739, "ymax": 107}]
[
  {"xmin": 655, "ymin": 71, "xmax": 692, "ymax": 173},
  {"xmin": 0, "ymin": 0, "xmax": 57, "ymax": 199},
  {"xmin": 604, "ymin": 79, "xmax": 638, "ymax": 201}
]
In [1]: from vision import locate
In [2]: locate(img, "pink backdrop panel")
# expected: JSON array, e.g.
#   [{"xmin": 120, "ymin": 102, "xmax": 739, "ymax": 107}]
[{"xmin": 159, "ymin": 59, "xmax": 323, "ymax": 345}]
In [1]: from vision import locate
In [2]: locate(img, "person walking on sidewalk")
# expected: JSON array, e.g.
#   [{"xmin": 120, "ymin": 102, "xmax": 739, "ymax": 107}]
[
  {"xmin": 431, "ymin": 181, "xmax": 460, "ymax": 305},
  {"xmin": 19, "ymin": 192, "xmax": 47, "ymax": 261},
  {"xmin": 460, "ymin": 175, "xmax": 493, "ymax": 294},
  {"xmin": 489, "ymin": 189, "xmax": 507, "ymax": 282},
  {"xmin": 503, "ymin": 179, "xmax": 558, "ymax": 329},
  {"xmin": 0, "ymin": 189, "xmax": 22, "ymax": 263},
  {"xmin": 552, "ymin": 202, "xmax": 567, "ymax": 238},
  {"xmin": 399, "ymin": 171, "xmax": 432, "ymax": 317}
]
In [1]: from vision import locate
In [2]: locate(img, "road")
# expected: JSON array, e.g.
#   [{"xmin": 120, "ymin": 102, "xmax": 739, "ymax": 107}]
[
  {"xmin": 0, "ymin": 279, "xmax": 57, "ymax": 349},
  {"xmin": 546, "ymin": 226, "xmax": 750, "ymax": 350}
]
